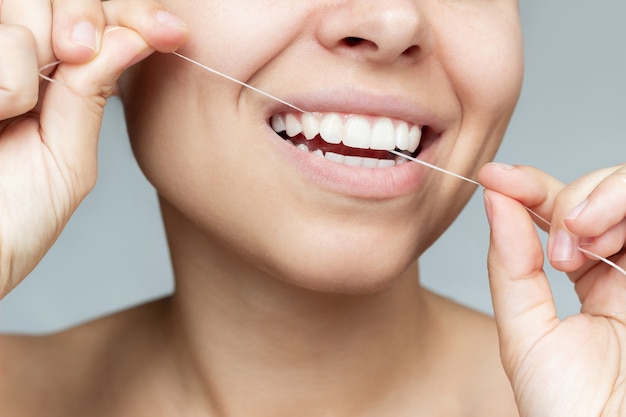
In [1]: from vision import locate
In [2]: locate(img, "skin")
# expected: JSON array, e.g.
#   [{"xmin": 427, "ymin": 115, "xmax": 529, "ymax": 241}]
[{"xmin": 0, "ymin": 1, "xmax": 625, "ymax": 416}]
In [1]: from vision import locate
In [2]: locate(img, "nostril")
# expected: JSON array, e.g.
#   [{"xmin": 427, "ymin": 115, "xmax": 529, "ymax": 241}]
[
  {"xmin": 341, "ymin": 37, "xmax": 379, "ymax": 52},
  {"xmin": 339, "ymin": 36, "xmax": 419, "ymax": 60},
  {"xmin": 343, "ymin": 37, "xmax": 365, "ymax": 47},
  {"xmin": 402, "ymin": 45, "xmax": 420, "ymax": 56}
]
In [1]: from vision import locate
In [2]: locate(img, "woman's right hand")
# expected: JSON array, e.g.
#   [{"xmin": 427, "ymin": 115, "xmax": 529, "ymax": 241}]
[{"xmin": 0, "ymin": 0, "xmax": 187, "ymax": 298}]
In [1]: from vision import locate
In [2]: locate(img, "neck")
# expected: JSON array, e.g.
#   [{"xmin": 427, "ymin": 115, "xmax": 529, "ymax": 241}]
[{"xmin": 160, "ymin": 201, "xmax": 442, "ymax": 417}]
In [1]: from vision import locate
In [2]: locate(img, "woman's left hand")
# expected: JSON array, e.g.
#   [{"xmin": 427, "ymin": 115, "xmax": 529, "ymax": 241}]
[{"xmin": 478, "ymin": 162, "xmax": 626, "ymax": 417}]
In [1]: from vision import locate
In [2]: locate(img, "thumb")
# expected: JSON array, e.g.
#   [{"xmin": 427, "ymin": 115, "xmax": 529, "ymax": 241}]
[
  {"xmin": 484, "ymin": 189, "xmax": 560, "ymax": 370},
  {"xmin": 39, "ymin": 26, "xmax": 152, "ymax": 196}
]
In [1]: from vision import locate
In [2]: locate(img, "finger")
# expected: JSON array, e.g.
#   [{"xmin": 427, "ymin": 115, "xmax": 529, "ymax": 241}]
[
  {"xmin": 484, "ymin": 189, "xmax": 560, "ymax": 370},
  {"xmin": 477, "ymin": 162, "xmax": 564, "ymax": 232},
  {"xmin": 103, "ymin": 0, "xmax": 188, "ymax": 53},
  {"xmin": 38, "ymin": 26, "xmax": 153, "ymax": 198},
  {"xmin": 573, "ymin": 250, "xmax": 626, "ymax": 321},
  {"xmin": 0, "ymin": 25, "xmax": 39, "ymax": 120},
  {"xmin": 547, "ymin": 166, "xmax": 622, "ymax": 272},
  {"xmin": 0, "ymin": 0, "xmax": 55, "ymax": 66},
  {"xmin": 51, "ymin": 0, "xmax": 106, "ymax": 63},
  {"xmin": 1, "ymin": 0, "xmax": 54, "ymax": 66},
  {"xmin": 574, "ymin": 219, "xmax": 626, "ymax": 268},
  {"xmin": 564, "ymin": 165, "xmax": 626, "ymax": 237}
]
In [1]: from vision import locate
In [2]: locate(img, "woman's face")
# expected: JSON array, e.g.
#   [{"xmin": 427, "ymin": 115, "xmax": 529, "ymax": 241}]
[{"xmin": 122, "ymin": 0, "xmax": 523, "ymax": 292}]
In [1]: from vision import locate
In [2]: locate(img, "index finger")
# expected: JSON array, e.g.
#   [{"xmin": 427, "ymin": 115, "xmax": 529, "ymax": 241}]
[
  {"xmin": 563, "ymin": 164, "xmax": 626, "ymax": 237},
  {"xmin": 1, "ymin": 0, "xmax": 53, "ymax": 66},
  {"xmin": 477, "ymin": 162, "xmax": 564, "ymax": 232}
]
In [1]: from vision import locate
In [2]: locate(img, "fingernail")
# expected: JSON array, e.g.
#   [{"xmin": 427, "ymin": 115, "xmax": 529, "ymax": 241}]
[
  {"xmin": 155, "ymin": 10, "xmax": 187, "ymax": 28},
  {"xmin": 72, "ymin": 21, "xmax": 98, "ymax": 52},
  {"xmin": 580, "ymin": 237, "xmax": 594, "ymax": 247},
  {"xmin": 490, "ymin": 162, "xmax": 515, "ymax": 170},
  {"xmin": 484, "ymin": 192, "xmax": 493, "ymax": 225},
  {"xmin": 566, "ymin": 199, "xmax": 588, "ymax": 220},
  {"xmin": 551, "ymin": 231, "xmax": 575, "ymax": 262}
]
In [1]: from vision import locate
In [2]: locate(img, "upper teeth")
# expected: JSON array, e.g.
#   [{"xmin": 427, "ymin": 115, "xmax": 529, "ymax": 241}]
[{"xmin": 271, "ymin": 112, "xmax": 422, "ymax": 153}]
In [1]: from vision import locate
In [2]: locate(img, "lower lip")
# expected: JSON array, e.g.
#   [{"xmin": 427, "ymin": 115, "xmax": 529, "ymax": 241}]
[{"xmin": 271, "ymin": 131, "xmax": 434, "ymax": 199}]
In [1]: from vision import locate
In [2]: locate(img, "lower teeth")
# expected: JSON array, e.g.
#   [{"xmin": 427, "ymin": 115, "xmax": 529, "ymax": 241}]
[{"xmin": 290, "ymin": 141, "xmax": 404, "ymax": 168}]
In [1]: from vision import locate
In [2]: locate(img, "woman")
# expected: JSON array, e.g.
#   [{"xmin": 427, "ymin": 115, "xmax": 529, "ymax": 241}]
[{"xmin": 1, "ymin": 0, "xmax": 624, "ymax": 415}]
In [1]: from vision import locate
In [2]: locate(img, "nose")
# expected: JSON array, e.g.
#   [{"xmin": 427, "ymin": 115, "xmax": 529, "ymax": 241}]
[{"xmin": 316, "ymin": 0, "xmax": 432, "ymax": 65}]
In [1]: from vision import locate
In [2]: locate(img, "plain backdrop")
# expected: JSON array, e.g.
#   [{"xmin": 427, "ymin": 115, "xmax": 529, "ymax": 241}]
[{"xmin": 1, "ymin": 0, "xmax": 625, "ymax": 333}]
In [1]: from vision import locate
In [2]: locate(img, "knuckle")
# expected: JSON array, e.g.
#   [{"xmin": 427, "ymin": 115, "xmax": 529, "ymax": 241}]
[
  {"xmin": 553, "ymin": 186, "xmax": 578, "ymax": 209},
  {"xmin": 0, "ymin": 87, "xmax": 38, "ymax": 117},
  {"xmin": 0, "ymin": 25, "xmax": 40, "ymax": 115},
  {"xmin": 613, "ymin": 165, "xmax": 626, "ymax": 185}
]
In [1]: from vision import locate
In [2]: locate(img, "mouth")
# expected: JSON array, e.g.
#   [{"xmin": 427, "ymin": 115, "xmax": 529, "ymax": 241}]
[{"xmin": 270, "ymin": 112, "xmax": 434, "ymax": 168}]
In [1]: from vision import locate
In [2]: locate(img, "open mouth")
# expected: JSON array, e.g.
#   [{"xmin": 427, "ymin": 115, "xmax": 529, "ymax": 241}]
[{"xmin": 271, "ymin": 112, "xmax": 433, "ymax": 168}]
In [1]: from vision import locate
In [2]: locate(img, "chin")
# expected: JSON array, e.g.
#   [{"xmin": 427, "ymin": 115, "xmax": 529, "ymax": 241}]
[{"xmin": 266, "ymin": 248, "xmax": 417, "ymax": 295}]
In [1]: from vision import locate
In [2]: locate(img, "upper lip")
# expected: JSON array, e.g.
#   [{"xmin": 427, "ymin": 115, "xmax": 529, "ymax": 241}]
[{"xmin": 262, "ymin": 87, "xmax": 447, "ymax": 134}]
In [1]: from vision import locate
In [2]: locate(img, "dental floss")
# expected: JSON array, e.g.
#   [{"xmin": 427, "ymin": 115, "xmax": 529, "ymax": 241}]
[
  {"xmin": 389, "ymin": 151, "xmax": 626, "ymax": 278},
  {"xmin": 390, "ymin": 150, "xmax": 551, "ymax": 225},
  {"xmin": 38, "ymin": 60, "xmax": 70, "ymax": 87},
  {"xmin": 577, "ymin": 247, "xmax": 626, "ymax": 277},
  {"xmin": 171, "ymin": 52, "xmax": 313, "ymax": 116},
  {"xmin": 389, "ymin": 150, "xmax": 480, "ymax": 186},
  {"xmin": 37, "ymin": 52, "xmax": 626, "ymax": 280}
]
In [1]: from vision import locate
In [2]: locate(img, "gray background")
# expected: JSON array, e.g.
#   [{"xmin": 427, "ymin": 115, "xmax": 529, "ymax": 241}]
[{"xmin": 1, "ymin": 0, "xmax": 624, "ymax": 333}]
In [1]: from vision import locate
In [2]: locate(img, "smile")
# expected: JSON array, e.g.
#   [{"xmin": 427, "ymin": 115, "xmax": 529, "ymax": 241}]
[{"xmin": 271, "ymin": 112, "xmax": 423, "ymax": 168}]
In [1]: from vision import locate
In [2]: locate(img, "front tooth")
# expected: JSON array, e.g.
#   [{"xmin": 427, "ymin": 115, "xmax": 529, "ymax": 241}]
[
  {"xmin": 285, "ymin": 113, "xmax": 303, "ymax": 137},
  {"xmin": 342, "ymin": 116, "xmax": 371, "ymax": 149},
  {"xmin": 344, "ymin": 155, "xmax": 363, "ymax": 167},
  {"xmin": 395, "ymin": 122, "xmax": 410, "ymax": 151},
  {"xmin": 362, "ymin": 157, "xmax": 379, "ymax": 168},
  {"xmin": 325, "ymin": 151, "xmax": 345, "ymax": 164},
  {"xmin": 271, "ymin": 114, "xmax": 286, "ymax": 132},
  {"xmin": 370, "ymin": 118, "xmax": 395, "ymax": 150},
  {"xmin": 319, "ymin": 113, "xmax": 343, "ymax": 144},
  {"xmin": 302, "ymin": 113, "xmax": 320, "ymax": 140},
  {"xmin": 377, "ymin": 159, "xmax": 395, "ymax": 168},
  {"xmin": 408, "ymin": 126, "xmax": 422, "ymax": 153}
]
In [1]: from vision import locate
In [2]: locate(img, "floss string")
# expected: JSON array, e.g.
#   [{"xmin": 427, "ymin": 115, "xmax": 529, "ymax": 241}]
[
  {"xmin": 37, "ymin": 52, "xmax": 626, "ymax": 279},
  {"xmin": 171, "ymin": 52, "xmax": 312, "ymax": 115},
  {"xmin": 390, "ymin": 152, "xmax": 626, "ymax": 277}
]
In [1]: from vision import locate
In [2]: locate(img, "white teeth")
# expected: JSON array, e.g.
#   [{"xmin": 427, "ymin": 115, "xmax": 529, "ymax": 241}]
[
  {"xmin": 285, "ymin": 113, "xmax": 302, "ymax": 137},
  {"xmin": 292, "ymin": 144, "xmax": 407, "ymax": 169},
  {"xmin": 272, "ymin": 112, "xmax": 422, "ymax": 153},
  {"xmin": 370, "ymin": 117, "xmax": 396, "ymax": 150},
  {"xmin": 343, "ymin": 155, "xmax": 363, "ymax": 167},
  {"xmin": 271, "ymin": 114, "xmax": 286, "ymax": 133},
  {"xmin": 302, "ymin": 113, "xmax": 319, "ymax": 140},
  {"xmin": 377, "ymin": 159, "xmax": 396, "ymax": 168},
  {"xmin": 324, "ymin": 151, "xmax": 345, "ymax": 164},
  {"xmin": 409, "ymin": 125, "xmax": 421, "ymax": 153},
  {"xmin": 319, "ymin": 113, "xmax": 343, "ymax": 144},
  {"xmin": 395, "ymin": 122, "xmax": 410, "ymax": 152},
  {"xmin": 343, "ymin": 116, "xmax": 371, "ymax": 149},
  {"xmin": 362, "ymin": 157, "xmax": 380, "ymax": 168}
]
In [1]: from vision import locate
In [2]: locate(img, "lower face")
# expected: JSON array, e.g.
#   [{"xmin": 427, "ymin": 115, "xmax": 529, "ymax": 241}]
[{"xmin": 121, "ymin": 0, "xmax": 524, "ymax": 293}]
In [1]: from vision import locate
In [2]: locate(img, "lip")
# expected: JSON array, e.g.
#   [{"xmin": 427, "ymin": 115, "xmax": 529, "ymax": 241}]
[
  {"xmin": 263, "ymin": 87, "xmax": 447, "ymax": 133},
  {"xmin": 259, "ymin": 89, "xmax": 446, "ymax": 199}
]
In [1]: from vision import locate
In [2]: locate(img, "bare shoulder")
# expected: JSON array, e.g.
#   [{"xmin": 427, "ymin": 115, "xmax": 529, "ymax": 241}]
[
  {"xmin": 0, "ymin": 299, "xmax": 170, "ymax": 416},
  {"xmin": 0, "ymin": 323, "xmax": 106, "ymax": 415},
  {"xmin": 424, "ymin": 291, "xmax": 520, "ymax": 417}
]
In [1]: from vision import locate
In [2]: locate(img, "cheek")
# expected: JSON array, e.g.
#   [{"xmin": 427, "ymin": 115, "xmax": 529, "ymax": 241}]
[
  {"xmin": 433, "ymin": 9, "xmax": 524, "ymax": 119},
  {"xmin": 165, "ymin": 0, "xmax": 313, "ymax": 83}
]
